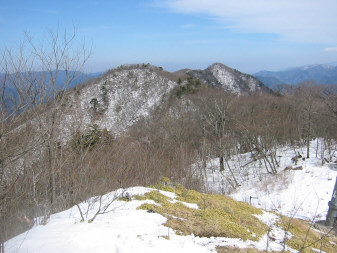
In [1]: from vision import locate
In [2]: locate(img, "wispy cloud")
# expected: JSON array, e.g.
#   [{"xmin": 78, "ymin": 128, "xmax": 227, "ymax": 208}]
[
  {"xmin": 159, "ymin": 0, "xmax": 337, "ymax": 43},
  {"xmin": 181, "ymin": 24, "xmax": 196, "ymax": 29},
  {"xmin": 324, "ymin": 47, "xmax": 337, "ymax": 52}
]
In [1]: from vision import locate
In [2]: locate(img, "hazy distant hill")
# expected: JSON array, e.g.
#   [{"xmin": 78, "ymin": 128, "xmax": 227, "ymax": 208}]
[
  {"xmin": 254, "ymin": 63, "xmax": 337, "ymax": 87},
  {"xmin": 0, "ymin": 70, "xmax": 101, "ymax": 90},
  {"xmin": 0, "ymin": 70, "xmax": 101, "ymax": 110}
]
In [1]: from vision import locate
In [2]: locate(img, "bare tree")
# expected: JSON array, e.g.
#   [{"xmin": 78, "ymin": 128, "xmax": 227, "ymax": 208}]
[
  {"xmin": 294, "ymin": 82, "xmax": 321, "ymax": 158},
  {"xmin": 0, "ymin": 27, "xmax": 91, "ymax": 250}
]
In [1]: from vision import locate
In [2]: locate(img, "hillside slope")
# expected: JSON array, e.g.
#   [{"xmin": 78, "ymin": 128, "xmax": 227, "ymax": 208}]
[
  {"xmin": 200, "ymin": 140, "xmax": 337, "ymax": 221},
  {"xmin": 42, "ymin": 64, "xmax": 179, "ymax": 140},
  {"xmin": 6, "ymin": 183, "xmax": 337, "ymax": 252}
]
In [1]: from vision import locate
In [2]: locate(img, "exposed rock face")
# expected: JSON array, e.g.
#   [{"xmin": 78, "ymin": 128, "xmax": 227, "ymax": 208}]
[{"xmin": 187, "ymin": 63, "xmax": 271, "ymax": 94}]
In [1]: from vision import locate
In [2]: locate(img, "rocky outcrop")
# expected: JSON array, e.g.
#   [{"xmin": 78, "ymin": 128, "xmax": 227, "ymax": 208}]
[{"xmin": 187, "ymin": 63, "xmax": 271, "ymax": 94}]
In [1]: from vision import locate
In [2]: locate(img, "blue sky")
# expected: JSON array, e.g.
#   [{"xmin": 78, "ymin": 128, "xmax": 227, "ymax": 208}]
[{"xmin": 0, "ymin": 0, "xmax": 337, "ymax": 73}]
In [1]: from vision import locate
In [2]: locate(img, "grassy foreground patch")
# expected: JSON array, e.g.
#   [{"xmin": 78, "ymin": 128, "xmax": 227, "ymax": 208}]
[
  {"xmin": 217, "ymin": 247, "xmax": 274, "ymax": 253},
  {"xmin": 135, "ymin": 184, "xmax": 268, "ymax": 241},
  {"xmin": 279, "ymin": 216, "xmax": 337, "ymax": 253},
  {"xmin": 130, "ymin": 181, "xmax": 337, "ymax": 252}
]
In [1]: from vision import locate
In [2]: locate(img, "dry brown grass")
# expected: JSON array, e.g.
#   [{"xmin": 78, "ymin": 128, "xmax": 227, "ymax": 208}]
[
  {"xmin": 134, "ymin": 181, "xmax": 337, "ymax": 253},
  {"xmin": 279, "ymin": 216, "xmax": 337, "ymax": 253},
  {"xmin": 217, "ymin": 246, "xmax": 269, "ymax": 252},
  {"xmin": 136, "ymin": 185, "xmax": 268, "ymax": 241}
]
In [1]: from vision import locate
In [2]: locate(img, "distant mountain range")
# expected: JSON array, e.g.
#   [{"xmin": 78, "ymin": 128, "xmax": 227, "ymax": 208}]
[
  {"xmin": 0, "ymin": 70, "xmax": 102, "ymax": 110},
  {"xmin": 254, "ymin": 63, "xmax": 337, "ymax": 87},
  {"xmin": 0, "ymin": 70, "xmax": 101, "ymax": 90}
]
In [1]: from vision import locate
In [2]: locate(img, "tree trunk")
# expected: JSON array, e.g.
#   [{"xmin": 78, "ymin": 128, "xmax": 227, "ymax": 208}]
[
  {"xmin": 219, "ymin": 156, "xmax": 225, "ymax": 171},
  {"xmin": 47, "ymin": 142, "xmax": 56, "ymax": 206},
  {"xmin": 48, "ymin": 111, "xmax": 57, "ymax": 206},
  {"xmin": 225, "ymin": 159, "xmax": 240, "ymax": 188},
  {"xmin": 306, "ymin": 112, "xmax": 311, "ymax": 158}
]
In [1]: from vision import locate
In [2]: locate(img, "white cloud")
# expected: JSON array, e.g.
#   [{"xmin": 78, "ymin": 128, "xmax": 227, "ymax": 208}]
[
  {"xmin": 159, "ymin": 0, "xmax": 337, "ymax": 43},
  {"xmin": 324, "ymin": 47, "xmax": 337, "ymax": 52}
]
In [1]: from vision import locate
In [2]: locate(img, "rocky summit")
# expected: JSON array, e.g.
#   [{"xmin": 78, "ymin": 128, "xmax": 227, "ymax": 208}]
[{"xmin": 186, "ymin": 63, "xmax": 271, "ymax": 94}]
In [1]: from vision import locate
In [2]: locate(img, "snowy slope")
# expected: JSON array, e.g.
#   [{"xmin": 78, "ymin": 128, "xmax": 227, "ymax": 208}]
[
  {"xmin": 73, "ymin": 65, "xmax": 177, "ymax": 134},
  {"xmin": 38, "ymin": 64, "xmax": 180, "ymax": 143},
  {"xmin": 187, "ymin": 63, "xmax": 271, "ymax": 94},
  {"xmin": 231, "ymin": 161, "xmax": 337, "ymax": 220},
  {"xmin": 6, "ymin": 187, "xmax": 296, "ymax": 253},
  {"xmin": 202, "ymin": 140, "xmax": 337, "ymax": 221}
]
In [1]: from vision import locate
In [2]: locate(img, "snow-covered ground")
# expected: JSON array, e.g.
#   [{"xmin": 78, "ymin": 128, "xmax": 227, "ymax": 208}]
[
  {"xmin": 6, "ymin": 187, "xmax": 296, "ymax": 253},
  {"xmin": 231, "ymin": 161, "xmax": 337, "ymax": 221},
  {"xmin": 204, "ymin": 139, "xmax": 337, "ymax": 221}
]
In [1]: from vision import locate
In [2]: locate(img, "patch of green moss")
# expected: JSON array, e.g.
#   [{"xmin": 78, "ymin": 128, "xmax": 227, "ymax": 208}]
[
  {"xmin": 147, "ymin": 177, "xmax": 176, "ymax": 193},
  {"xmin": 134, "ymin": 190, "xmax": 170, "ymax": 204},
  {"xmin": 118, "ymin": 196, "xmax": 132, "ymax": 202},
  {"xmin": 168, "ymin": 205, "xmax": 265, "ymax": 240},
  {"xmin": 216, "ymin": 246, "xmax": 288, "ymax": 253},
  {"xmin": 149, "ymin": 183, "xmax": 175, "ymax": 193},
  {"xmin": 177, "ymin": 188, "xmax": 204, "ymax": 204},
  {"xmin": 163, "ymin": 202, "xmax": 195, "ymax": 219},
  {"xmin": 138, "ymin": 203, "xmax": 163, "ymax": 213},
  {"xmin": 217, "ymin": 246, "xmax": 280, "ymax": 253},
  {"xmin": 279, "ymin": 216, "xmax": 337, "ymax": 253},
  {"xmin": 137, "ymin": 185, "xmax": 268, "ymax": 241}
]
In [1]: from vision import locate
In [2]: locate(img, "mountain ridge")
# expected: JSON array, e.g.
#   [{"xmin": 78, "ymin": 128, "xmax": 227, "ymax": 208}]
[
  {"xmin": 184, "ymin": 62, "xmax": 271, "ymax": 94},
  {"xmin": 254, "ymin": 63, "xmax": 337, "ymax": 87},
  {"xmin": 4, "ymin": 62, "xmax": 272, "ymax": 140},
  {"xmin": 60, "ymin": 62, "xmax": 271, "ymax": 134}
]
